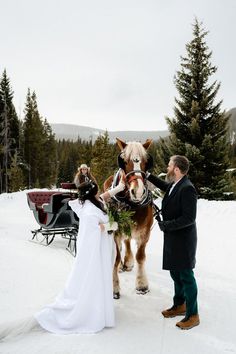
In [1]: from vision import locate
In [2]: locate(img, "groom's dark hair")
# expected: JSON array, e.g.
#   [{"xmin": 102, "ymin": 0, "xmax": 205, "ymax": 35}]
[{"xmin": 171, "ymin": 155, "xmax": 190, "ymax": 174}]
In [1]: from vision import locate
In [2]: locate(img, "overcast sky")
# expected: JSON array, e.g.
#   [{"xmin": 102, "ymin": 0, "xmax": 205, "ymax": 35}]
[{"xmin": 1, "ymin": 0, "xmax": 236, "ymax": 131}]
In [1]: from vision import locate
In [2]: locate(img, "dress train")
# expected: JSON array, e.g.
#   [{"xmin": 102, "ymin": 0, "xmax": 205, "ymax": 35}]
[{"xmin": 0, "ymin": 316, "xmax": 42, "ymax": 342}]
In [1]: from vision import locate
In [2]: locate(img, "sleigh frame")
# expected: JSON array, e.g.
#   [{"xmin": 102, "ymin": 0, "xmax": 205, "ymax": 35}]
[{"xmin": 27, "ymin": 183, "xmax": 79, "ymax": 256}]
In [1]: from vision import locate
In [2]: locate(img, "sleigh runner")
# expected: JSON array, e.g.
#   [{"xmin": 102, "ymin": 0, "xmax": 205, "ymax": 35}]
[{"xmin": 27, "ymin": 183, "xmax": 79, "ymax": 256}]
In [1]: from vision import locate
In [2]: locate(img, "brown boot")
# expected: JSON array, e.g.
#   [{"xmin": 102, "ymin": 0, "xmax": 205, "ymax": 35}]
[
  {"xmin": 176, "ymin": 314, "xmax": 200, "ymax": 330},
  {"xmin": 161, "ymin": 303, "xmax": 186, "ymax": 318}
]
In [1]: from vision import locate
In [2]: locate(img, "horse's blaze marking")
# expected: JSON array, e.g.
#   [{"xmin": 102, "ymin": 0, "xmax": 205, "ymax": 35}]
[{"xmin": 130, "ymin": 160, "xmax": 144, "ymax": 200}]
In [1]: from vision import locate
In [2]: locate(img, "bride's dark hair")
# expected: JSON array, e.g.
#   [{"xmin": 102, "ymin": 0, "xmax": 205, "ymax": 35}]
[{"xmin": 77, "ymin": 180, "xmax": 106, "ymax": 213}]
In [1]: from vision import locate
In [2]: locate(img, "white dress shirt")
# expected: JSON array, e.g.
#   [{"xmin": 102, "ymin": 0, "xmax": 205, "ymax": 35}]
[{"xmin": 168, "ymin": 177, "xmax": 183, "ymax": 195}]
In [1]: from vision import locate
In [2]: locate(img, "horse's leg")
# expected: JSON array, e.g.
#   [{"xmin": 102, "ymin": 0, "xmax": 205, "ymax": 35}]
[
  {"xmin": 133, "ymin": 206, "xmax": 153, "ymax": 294},
  {"xmin": 122, "ymin": 238, "xmax": 134, "ymax": 271},
  {"xmin": 135, "ymin": 234, "xmax": 150, "ymax": 294},
  {"xmin": 113, "ymin": 235, "xmax": 122, "ymax": 299}
]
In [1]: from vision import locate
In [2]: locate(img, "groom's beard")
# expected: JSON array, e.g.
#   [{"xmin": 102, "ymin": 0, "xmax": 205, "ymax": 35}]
[{"xmin": 166, "ymin": 170, "xmax": 175, "ymax": 183}]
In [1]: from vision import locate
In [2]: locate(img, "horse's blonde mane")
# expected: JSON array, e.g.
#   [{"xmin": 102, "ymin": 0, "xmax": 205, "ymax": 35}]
[{"xmin": 122, "ymin": 142, "xmax": 148, "ymax": 162}]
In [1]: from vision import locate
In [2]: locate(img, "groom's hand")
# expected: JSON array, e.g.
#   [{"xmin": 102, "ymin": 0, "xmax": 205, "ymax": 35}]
[{"xmin": 158, "ymin": 221, "xmax": 166, "ymax": 232}]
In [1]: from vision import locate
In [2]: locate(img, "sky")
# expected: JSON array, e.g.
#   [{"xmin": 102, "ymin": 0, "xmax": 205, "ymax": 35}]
[{"xmin": 1, "ymin": 0, "xmax": 236, "ymax": 131}]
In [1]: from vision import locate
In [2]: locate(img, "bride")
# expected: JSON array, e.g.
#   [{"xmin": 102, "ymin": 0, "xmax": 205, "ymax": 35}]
[{"xmin": 0, "ymin": 175, "xmax": 125, "ymax": 340}]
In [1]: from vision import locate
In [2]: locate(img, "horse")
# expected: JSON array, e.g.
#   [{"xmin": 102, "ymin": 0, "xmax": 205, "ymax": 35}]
[{"xmin": 103, "ymin": 138, "xmax": 154, "ymax": 299}]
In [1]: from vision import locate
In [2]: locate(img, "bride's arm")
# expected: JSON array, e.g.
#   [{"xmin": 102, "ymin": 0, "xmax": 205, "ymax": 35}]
[{"xmin": 100, "ymin": 171, "xmax": 126, "ymax": 202}]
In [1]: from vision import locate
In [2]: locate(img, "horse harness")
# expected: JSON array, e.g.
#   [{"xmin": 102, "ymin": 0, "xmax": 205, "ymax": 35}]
[{"xmin": 111, "ymin": 169, "xmax": 153, "ymax": 210}]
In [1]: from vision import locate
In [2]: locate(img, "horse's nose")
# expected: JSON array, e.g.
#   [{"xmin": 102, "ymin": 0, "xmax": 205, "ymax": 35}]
[{"xmin": 131, "ymin": 189, "xmax": 135, "ymax": 196}]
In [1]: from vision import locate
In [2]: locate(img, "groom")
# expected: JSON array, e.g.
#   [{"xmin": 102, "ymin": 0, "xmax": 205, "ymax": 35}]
[{"xmin": 147, "ymin": 155, "xmax": 200, "ymax": 330}]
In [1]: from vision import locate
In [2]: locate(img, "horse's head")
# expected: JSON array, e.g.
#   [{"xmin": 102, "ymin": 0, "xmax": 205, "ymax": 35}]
[{"xmin": 116, "ymin": 138, "xmax": 153, "ymax": 203}]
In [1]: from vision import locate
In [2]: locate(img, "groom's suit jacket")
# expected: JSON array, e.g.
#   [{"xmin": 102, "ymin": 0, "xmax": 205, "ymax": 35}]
[{"xmin": 148, "ymin": 174, "xmax": 197, "ymax": 271}]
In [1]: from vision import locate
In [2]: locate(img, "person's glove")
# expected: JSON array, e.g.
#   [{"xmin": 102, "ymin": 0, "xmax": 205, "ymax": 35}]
[
  {"xmin": 158, "ymin": 221, "xmax": 166, "ymax": 232},
  {"xmin": 100, "ymin": 171, "xmax": 126, "ymax": 202},
  {"xmin": 107, "ymin": 171, "xmax": 126, "ymax": 198},
  {"xmin": 108, "ymin": 182, "xmax": 125, "ymax": 198}
]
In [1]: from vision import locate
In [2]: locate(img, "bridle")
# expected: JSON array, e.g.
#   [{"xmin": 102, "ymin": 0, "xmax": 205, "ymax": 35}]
[
  {"xmin": 112, "ymin": 168, "xmax": 152, "ymax": 208},
  {"xmin": 125, "ymin": 170, "xmax": 146, "ymax": 184}
]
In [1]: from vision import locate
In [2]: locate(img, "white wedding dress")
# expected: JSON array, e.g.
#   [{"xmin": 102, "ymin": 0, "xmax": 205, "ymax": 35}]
[{"xmin": 34, "ymin": 199, "xmax": 115, "ymax": 334}]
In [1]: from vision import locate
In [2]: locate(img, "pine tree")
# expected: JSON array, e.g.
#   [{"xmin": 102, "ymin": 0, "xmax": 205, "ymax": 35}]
[
  {"xmin": 162, "ymin": 19, "xmax": 232, "ymax": 199},
  {"xmin": 39, "ymin": 119, "xmax": 58, "ymax": 187},
  {"xmin": 56, "ymin": 137, "xmax": 96, "ymax": 187},
  {"xmin": 151, "ymin": 137, "xmax": 172, "ymax": 175},
  {"xmin": 91, "ymin": 131, "xmax": 116, "ymax": 189},
  {"xmin": 56, "ymin": 135, "xmax": 118, "ymax": 189},
  {"xmin": 22, "ymin": 89, "xmax": 57, "ymax": 188},
  {"xmin": 57, "ymin": 139, "xmax": 78, "ymax": 186},
  {"xmin": 8, "ymin": 152, "xmax": 25, "ymax": 192},
  {"xmin": 0, "ymin": 69, "xmax": 20, "ymax": 193},
  {"xmin": 23, "ymin": 89, "xmax": 41, "ymax": 187}
]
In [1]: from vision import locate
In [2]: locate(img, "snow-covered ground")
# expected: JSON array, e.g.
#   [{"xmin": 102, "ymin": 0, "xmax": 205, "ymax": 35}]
[{"xmin": 0, "ymin": 190, "xmax": 236, "ymax": 354}]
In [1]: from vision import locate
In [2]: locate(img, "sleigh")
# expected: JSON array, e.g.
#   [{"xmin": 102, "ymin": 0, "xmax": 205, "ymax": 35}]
[{"xmin": 27, "ymin": 183, "xmax": 79, "ymax": 256}]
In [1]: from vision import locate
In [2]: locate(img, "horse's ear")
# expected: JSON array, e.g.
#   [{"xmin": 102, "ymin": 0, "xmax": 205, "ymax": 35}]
[
  {"xmin": 143, "ymin": 139, "xmax": 152, "ymax": 150},
  {"xmin": 116, "ymin": 138, "xmax": 127, "ymax": 151}
]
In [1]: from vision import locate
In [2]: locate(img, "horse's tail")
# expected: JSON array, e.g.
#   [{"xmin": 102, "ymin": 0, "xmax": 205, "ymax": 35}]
[{"xmin": 0, "ymin": 316, "xmax": 40, "ymax": 342}]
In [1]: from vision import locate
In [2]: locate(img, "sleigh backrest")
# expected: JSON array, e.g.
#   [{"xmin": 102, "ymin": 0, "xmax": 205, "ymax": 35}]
[
  {"xmin": 60, "ymin": 183, "xmax": 77, "ymax": 190},
  {"xmin": 27, "ymin": 191, "xmax": 60, "ymax": 210}
]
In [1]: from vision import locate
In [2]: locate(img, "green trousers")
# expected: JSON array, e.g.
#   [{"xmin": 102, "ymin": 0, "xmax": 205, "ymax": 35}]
[{"xmin": 170, "ymin": 269, "xmax": 198, "ymax": 318}]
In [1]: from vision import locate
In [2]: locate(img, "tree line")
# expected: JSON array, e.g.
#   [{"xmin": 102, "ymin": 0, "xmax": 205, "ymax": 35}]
[{"xmin": 0, "ymin": 19, "xmax": 235, "ymax": 199}]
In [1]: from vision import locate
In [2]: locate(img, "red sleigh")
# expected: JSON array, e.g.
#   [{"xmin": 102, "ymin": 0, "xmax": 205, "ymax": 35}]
[{"xmin": 27, "ymin": 183, "xmax": 79, "ymax": 256}]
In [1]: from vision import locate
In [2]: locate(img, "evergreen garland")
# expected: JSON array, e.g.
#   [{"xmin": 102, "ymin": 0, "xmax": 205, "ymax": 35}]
[{"xmin": 106, "ymin": 199, "xmax": 136, "ymax": 237}]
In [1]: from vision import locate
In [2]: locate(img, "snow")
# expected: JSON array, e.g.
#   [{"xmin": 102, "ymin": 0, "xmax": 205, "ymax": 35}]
[{"xmin": 0, "ymin": 191, "xmax": 236, "ymax": 354}]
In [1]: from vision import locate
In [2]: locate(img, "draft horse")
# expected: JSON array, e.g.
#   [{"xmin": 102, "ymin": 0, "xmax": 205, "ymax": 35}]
[{"xmin": 104, "ymin": 138, "xmax": 154, "ymax": 298}]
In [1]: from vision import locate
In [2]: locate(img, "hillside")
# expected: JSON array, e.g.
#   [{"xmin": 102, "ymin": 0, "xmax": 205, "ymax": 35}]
[
  {"xmin": 50, "ymin": 123, "xmax": 169, "ymax": 142},
  {"xmin": 50, "ymin": 108, "xmax": 236, "ymax": 143}
]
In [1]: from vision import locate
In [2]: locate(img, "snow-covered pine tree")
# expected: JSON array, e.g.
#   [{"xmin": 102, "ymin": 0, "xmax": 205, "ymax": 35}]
[{"xmin": 159, "ymin": 19, "xmax": 232, "ymax": 199}]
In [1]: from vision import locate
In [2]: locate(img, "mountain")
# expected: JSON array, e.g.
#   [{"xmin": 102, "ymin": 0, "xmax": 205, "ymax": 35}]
[
  {"xmin": 50, "ymin": 108, "xmax": 236, "ymax": 143},
  {"xmin": 50, "ymin": 123, "xmax": 169, "ymax": 142}
]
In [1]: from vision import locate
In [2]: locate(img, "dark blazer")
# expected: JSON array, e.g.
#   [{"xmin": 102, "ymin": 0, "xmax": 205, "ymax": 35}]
[{"xmin": 148, "ymin": 174, "xmax": 197, "ymax": 271}]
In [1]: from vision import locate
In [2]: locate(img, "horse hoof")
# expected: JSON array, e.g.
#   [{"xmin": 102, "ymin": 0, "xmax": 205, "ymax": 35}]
[
  {"xmin": 121, "ymin": 265, "xmax": 134, "ymax": 272},
  {"xmin": 113, "ymin": 292, "xmax": 120, "ymax": 299},
  {"xmin": 136, "ymin": 287, "xmax": 150, "ymax": 295},
  {"xmin": 118, "ymin": 267, "xmax": 125, "ymax": 273},
  {"xmin": 122, "ymin": 265, "xmax": 134, "ymax": 272}
]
